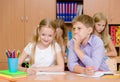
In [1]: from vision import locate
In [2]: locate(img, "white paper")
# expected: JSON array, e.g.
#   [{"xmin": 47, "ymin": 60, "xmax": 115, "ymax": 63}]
[
  {"xmin": 36, "ymin": 72, "xmax": 66, "ymax": 75},
  {"xmin": 77, "ymin": 71, "xmax": 113, "ymax": 78}
]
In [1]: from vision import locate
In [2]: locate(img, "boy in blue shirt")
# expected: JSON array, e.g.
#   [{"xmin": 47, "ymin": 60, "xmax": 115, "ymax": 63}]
[{"xmin": 67, "ymin": 15, "xmax": 109, "ymax": 75}]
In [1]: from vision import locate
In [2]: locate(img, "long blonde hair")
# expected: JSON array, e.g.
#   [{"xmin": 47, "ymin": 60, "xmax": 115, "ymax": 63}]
[
  {"xmin": 93, "ymin": 12, "xmax": 109, "ymax": 49},
  {"xmin": 29, "ymin": 18, "xmax": 57, "ymax": 65},
  {"xmin": 54, "ymin": 19, "xmax": 66, "ymax": 56}
]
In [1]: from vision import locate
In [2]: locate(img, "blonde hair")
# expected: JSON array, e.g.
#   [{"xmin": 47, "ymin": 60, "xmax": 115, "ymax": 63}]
[
  {"xmin": 54, "ymin": 19, "xmax": 66, "ymax": 56},
  {"xmin": 54, "ymin": 19, "xmax": 66, "ymax": 39},
  {"xmin": 29, "ymin": 18, "xmax": 57, "ymax": 65},
  {"xmin": 93, "ymin": 12, "xmax": 109, "ymax": 48}
]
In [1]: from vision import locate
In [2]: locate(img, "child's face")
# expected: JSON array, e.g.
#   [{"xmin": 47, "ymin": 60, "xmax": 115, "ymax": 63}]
[
  {"xmin": 72, "ymin": 22, "xmax": 92, "ymax": 42},
  {"xmin": 94, "ymin": 20, "xmax": 106, "ymax": 33},
  {"xmin": 39, "ymin": 26, "xmax": 55, "ymax": 47}
]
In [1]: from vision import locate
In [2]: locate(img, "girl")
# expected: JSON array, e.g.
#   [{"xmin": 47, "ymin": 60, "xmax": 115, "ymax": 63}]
[
  {"xmin": 93, "ymin": 12, "xmax": 117, "ymax": 71},
  {"xmin": 18, "ymin": 19, "xmax": 64, "ymax": 75},
  {"xmin": 54, "ymin": 19, "xmax": 67, "ymax": 58}
]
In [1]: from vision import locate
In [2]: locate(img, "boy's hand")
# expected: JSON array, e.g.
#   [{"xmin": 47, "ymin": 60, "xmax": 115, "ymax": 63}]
[
  {"xmin": 73, "ymin": 34, "xmax": 82, "ymax": 48},
  {"xmin": 73, "ymin": 34, "xmax": 82, "ymax": 43},
  {"xmin": 85, "ymin": 66, "xmax": 96, "ymax": 76}
]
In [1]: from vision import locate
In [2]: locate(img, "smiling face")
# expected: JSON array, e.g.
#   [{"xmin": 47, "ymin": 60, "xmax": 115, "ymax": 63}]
[
  {"xmin": 94, "ymin": 20, "xmax": 106, "ymax": 33},
  {"xmin": 38, "ymin": 26, "xmax": 55, "ymax": 47}
]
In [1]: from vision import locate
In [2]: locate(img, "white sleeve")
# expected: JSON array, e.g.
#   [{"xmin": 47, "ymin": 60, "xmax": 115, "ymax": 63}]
[
  {"xmin": 55, "ymin": 42, "xmax": 61, "ymax": 53},
  {"xmin": 24, "ymin": 43, "xmax": 33, "ymax": 55}
]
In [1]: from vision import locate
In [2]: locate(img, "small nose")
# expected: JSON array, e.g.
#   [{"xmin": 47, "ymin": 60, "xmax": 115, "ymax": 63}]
[
  {"xmin": 74, "ymin": 29, "xmax": 78, "ymax": 34},
  {"xmin": 45, "ymin": 36, "xmax": 48, "ymax": 40}
]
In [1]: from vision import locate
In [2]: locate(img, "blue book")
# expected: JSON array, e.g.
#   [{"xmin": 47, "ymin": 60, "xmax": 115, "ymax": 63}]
[
  {"xmin": 67, "ymin": 31, "xmax": 72, "ymax": 41},
  {"xmin": 56, "ymin": 2, "xmax": 60, "ymax": 19},
  {"xmin": 73, "ymin": 2, "xmax": 77, "ymax": 19}
]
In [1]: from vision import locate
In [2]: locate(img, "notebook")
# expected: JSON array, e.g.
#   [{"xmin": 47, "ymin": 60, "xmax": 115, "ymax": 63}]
[
  {"xmin": 0, "ymin": 70, "xmax": 27, "ymax": 79},
  {"xmin": 77, "ymin": 71, "xmax": 114, "ymax": 78}
]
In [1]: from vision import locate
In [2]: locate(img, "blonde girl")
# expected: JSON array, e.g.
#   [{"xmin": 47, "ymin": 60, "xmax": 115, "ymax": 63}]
[
  {"xmin": 54, "ymin": 19, "xmax": 67, "ymax": 58},
  {"xmin": 93, "ymin": 12, "xmax": 117, "ymax": 71},
  {"xmin": 18, "ymin": 19, "xmax": 64, "ymax": 75}
]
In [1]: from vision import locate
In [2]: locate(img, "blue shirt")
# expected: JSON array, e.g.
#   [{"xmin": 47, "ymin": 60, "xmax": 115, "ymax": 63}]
[{"xmin": 67, "ymin": 34, "xmax": 109, "ymax": 71}]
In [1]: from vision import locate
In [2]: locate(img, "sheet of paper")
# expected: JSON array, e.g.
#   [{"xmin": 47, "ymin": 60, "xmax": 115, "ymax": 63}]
[
  {"xmin": 36, "ymin": 72, "xmax": 66, "ymax": 75},
  {"xmin": 77, "ymin": 71, "xmax": 113, "ymax": 78}
]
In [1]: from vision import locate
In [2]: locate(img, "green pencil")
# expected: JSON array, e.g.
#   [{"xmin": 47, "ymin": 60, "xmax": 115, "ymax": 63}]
[
  {"xmin": 17, "ymin": 50, "xmax": 20, "ymax": 58},
  {"xmin": 24, "ymin": 62, "xmax": 30, "ymax": 68}
]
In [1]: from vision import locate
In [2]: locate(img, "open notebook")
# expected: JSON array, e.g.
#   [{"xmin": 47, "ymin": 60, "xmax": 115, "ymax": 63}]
[{"xmin": 77, "ymin": 71, "xmax": 114, "ymax": 78}]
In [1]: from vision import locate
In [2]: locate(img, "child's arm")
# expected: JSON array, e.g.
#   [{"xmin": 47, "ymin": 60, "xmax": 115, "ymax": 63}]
[
  {"xmin": 67, "ymin": 40, "xmax": 81, "ymax": 72},
  {"xmin": 69, "ymin": 61, "xmax": 95, "ymax": 75},
  {"xmin": 72, "ymin": 34, "xmax": 84, "ymax": 60},
  {"xmin": 67, "ymin": 40, "xmax": 95, "ymax": 74},
  {"xmin": 73, "ymin": 64, "xmax": 85, "ymax": 74},
  {"xmin": 81, "ymin": 39, "xmax": 106, "ymax": 70},
  {"xmin": 105, "ymin": 39, "xmax": 117, "ymax": 57},
  {"xmin": 18, "ymin": 51, "xmax": 29, "ymax": 72},
  {"xmin": 18, "ymin": 51, "xmax": 36, "ymax": 75}
]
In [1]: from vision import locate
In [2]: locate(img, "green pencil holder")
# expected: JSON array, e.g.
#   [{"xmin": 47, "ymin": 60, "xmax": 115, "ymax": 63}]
[{"xmin": 8, "ymin": 58, "xmax": 18, "ymax": 73}]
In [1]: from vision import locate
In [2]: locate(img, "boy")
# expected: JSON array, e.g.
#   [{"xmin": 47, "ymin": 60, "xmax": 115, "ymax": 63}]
[{"xmin": 67, "ymin": 15, "xmax": 109, "ymax": 75}]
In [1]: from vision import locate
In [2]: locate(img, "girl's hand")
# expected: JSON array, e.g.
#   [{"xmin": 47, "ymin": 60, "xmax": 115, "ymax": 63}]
[
  {"xmin": 85, "ymin": 66, "xmax": 96, "ymax": 76},
  {"xmin": 26, "ymin": 68, "xmax": 36, "ymax": 75}
]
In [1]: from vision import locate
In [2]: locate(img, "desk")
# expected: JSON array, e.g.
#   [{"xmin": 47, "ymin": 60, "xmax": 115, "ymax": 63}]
[
  {"xmin": 15, "ymin": 72, "xmax": 120, "ymax": 82},
  {"xmin": 0, "ymin": 71, "xmax": 119, "ymax": 82},
  {"xmin": 0, "ymin": 79, "xmax": 9, "ymax": 82}
]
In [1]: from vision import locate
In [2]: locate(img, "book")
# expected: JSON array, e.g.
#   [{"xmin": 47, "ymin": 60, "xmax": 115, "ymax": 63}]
[
  {"xmin": 77, "ymin": 71, "xmax": 114, "ymax": 78},
  {"xmin": 102, "ymin": 74, "xmax": 120, "ymax": 78},
  {"xmin": 0, "ymin": 70, "xmax": 27, "ymax": 79},
  {"xmin": 67, "ymin": 31, "xmax": 72, "ymax": 41}
]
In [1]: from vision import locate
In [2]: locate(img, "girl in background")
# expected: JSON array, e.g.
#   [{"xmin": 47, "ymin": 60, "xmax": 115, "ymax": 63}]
[
  {"xmin": 93, "ymin": 12, "xmax": 117, "ymax": 71},
  {"xmin": 54, "ymin": 19, "xmax": 67, "ymax": 58},
  {"xmin": 18, "ymin": 19, "xmax": 64, "ymax": 75}
]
